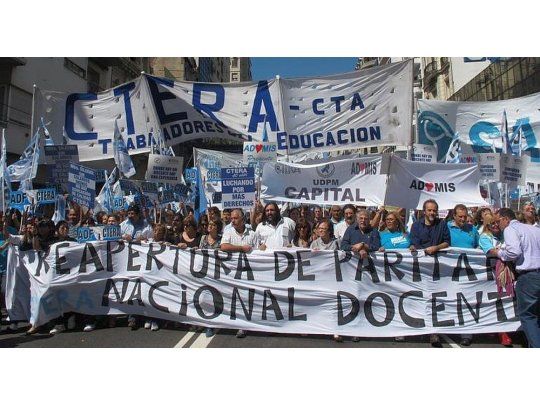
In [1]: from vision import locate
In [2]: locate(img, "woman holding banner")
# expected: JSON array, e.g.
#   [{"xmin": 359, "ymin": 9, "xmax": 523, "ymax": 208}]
[
  {"xmin": 479, "ymin": 215, "xmax": 513, "ymax": 347},
  {"xmin": 199, "ymin": 219, "xmax": 222, "ymax": 249},
  {"xmin": 177, "ymin": 217, "xmax": 201, "ymax": 249},
  {"xmin": 378, "ymin": 212, "xmax": 411, "ymax": 251}
]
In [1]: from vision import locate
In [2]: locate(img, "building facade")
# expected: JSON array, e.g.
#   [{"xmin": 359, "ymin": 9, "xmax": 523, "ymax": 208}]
[
  {"xmin": 449, "ymin": 57, "xmax": 540, "ymax": 101},
  {"xmin": 0, "ymin": 57, "xmax": 147, "ymax": 156},
  {"xmin": 148, "ymin": 57, "xmax": 198, "ymax": 81},
  {"xmin": 229, "ymin": 57, "xmax": 252, "ymax": 82}
]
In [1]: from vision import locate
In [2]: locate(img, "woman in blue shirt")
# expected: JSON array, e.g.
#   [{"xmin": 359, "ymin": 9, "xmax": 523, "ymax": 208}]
[{"xmin": 378, "ymin": 211, "xmax": 411, "ymax": 251}]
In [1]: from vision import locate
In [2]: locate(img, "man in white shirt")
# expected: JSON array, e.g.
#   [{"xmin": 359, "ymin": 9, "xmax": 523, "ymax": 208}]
[
  {"xmin": 220, "ymin": 209, "xmax": 257, "ymax": 253},
  {"xmin": 255, "ymin": 202, "xmax": 295, "ymax": 250},
  {"xmin": 334, "ymin": 204, "xmax": 356, "ymax": 241},
  {"xmin": 120, "ymin": 205, "xmax": 153, "ymax": 242},
  {"xmin": 220, "ymin": 208, "xmax": 257, "ymax": 339},
  {"xmin": 496, "ymin": 208, "xmax": 540, "ymax": 347}
]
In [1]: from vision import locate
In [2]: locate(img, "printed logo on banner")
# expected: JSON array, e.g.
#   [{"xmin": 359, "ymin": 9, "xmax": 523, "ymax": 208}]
[
  {"xmin": 184, "ymin": 168, "xmax": 197, "ymax": 184},
  {"xmin": 409, "ymin": 180, "xmax": 456, "ymax": 192},
  {"xmin": 274, "ymin": 164, "xmax": 301, "ymax": 175},
  {"xmin": 113, "ymin": 196, "xmax": 126, "ymax": 211},
  {"xmin": 102, "ymin": 225, "xmax": 121, "ymax": 241},
  {"xmin": 145, "ymin": 154, "xmax": 184, "ymax": 184},
  {"xmin": 35, "ymin": 188, "xmax": 57, "ymax": 205},
  {"xmin": 76, "ymin": 227, "xmax": 97, "ymax": 242},
  {"xmin": 350, "ymin": 161, "xmax": 378, "ymax": 175},
  {"xmin": 316, "ymin": 163, "xmax": 336, "ymax": 178},
  {"xmin": 207, "ymin": 168, "xmax": 221, "ymax": 181},
  {"xmin": 8, "ymin": 191, "xmax": 30, "ymax": 211}
]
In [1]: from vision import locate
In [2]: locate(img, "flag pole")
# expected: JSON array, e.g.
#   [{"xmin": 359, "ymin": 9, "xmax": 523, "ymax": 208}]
[{"xmin": 30, "ymin": 84, "xmax": 37, "ymax": 139}]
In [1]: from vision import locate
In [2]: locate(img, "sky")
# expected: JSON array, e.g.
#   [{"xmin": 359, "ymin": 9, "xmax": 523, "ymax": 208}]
[{"xmin": 251, "ymin": 57, "xmax": 358, "ymax": 81}]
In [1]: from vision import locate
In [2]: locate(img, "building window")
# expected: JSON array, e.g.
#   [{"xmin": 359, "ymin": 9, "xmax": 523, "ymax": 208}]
[
  {"xmin": 64, "ymin": 58, "xmax": 86, "ymax": 79},
  {"xmin": 231, "ymin": 57, "xmax": 239, "ymax": 68},
  {"xmin": 231, "ymin": 72, "xmax": 239, "ymax": 82}
]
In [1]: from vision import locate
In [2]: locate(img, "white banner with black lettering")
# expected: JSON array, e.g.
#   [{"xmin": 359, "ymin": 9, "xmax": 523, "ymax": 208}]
[
  {"xmin": 261, "ymin": 155, "xmax": 385, "ymax": 206},
  {"xmin": 278, "ymin": 60, "xmax": 413, "ymax": 155},
  {"xmin": 500, "ymin": 154, "xmax": 528, "ymax": 188},
  {"xmin": 385, "ymin": 155, "xmax": 486, "ymax": 209},
  {"xmin": 418, "ymin": 95, "xmax": 540, "ymax": 162},
  {"xmin": 8, "ymin": 244, "xmax": 519, "ymax": 336},
  {"xmin": 34, "ymin": 61, "xmax": 413, "ymax": 161}
]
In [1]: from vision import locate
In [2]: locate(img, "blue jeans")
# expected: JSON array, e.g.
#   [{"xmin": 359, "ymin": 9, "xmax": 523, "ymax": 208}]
[{"xmin": 515, "ymin": 271, "xmax": 540, "ymax": 348}]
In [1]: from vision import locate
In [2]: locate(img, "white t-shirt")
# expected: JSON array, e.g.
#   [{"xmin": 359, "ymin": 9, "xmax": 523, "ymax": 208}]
[
  {"xmin": 255, "ymin": 217, "xmax": 295, "ymax": 249},
  {"xmin": 334, "ymin": 220, "xmax": 353, "ymax": 241},
  {"xmin": 221, "ymin": 225, "xmax": 257, "ymax": 247}
]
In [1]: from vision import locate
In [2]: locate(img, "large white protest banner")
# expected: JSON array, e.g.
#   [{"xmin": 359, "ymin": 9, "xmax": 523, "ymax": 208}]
[
  {"xmin": 34, "ymin": 61, "xmax": 413, "ymax": 160},
  {"xmin": 261, "ymin": 155, "xmax": 385, "ymax": 206},
  {"xmin": 8, "ymin": 244, "xmax": 518, "ymax": 336},
  {"xmin": 418, "ymin": 95, "xmax": 540, "ymax": 162},
  {"xmin": 145, "ymin": 154, "xmax": 184, "ymax": 185},
  {"xmin": 384, "ymin": 155, "xmax": 486, "ymax": 210},
  {"xmin": 500, "ymin": 154, "xmax": 528, "ymax": 188}
]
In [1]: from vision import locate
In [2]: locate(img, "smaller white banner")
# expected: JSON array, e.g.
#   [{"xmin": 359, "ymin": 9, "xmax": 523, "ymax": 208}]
[
  {"xmin": 412, "ymin": 144, "xmax": 437, "ymax": 163},
  {"xmin": 243, "ymin": 142, "xmax": 277, "ymax": 171},
  {"xmin": 261, "ymin": 155, "xmax": 385, "ymax": 206},
  {"xmin": 145, "ymin": 154, "xmax": 184, "ymax": 185},
  {"xmin": 500, "ymin": 154, "xmax": 528, "ymax": 188},
  {"xmin": 461, "ymin": 153, "xmax": 501, "ymax": 182},
  {"xmin": 385, "ymin": 155, "xmax": 486, "ymax": 210}
]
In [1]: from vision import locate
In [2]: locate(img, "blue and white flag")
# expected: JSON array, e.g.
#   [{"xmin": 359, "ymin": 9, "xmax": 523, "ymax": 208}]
[
  {"xmin": 51, "ymin": 194, "xmax": 67, "ymax": 224},
  {"xmin": 444, "ymin": 134, "xmax": 462, "ymax": 163},
  {"xmin": 112, "ymin": 120, "xmax": 136, "ymax": 178},
  {"xmin": 501, "ymin": 109, "xmax": 512, "ymax": 155},
  {"xmin": 95, "ymin": 168, "xmax": 117, "ymax": 213},
  {"xmin": 41, "ymin": 118, "xmax": 55, "ymax": 146},
  {"xmin": 1, "ymin": 129, "xmax": 12, "ymax": 191},
  {"xmin": 7, "ymin": 128, "xmax": 40, "ymax": 182},
  {"xmin": 262, "ymin": 115, "xmax": 269, "ymax": 142},
  {"xmin": 194, "ymin": 168, "xmax": 208, "ymax": 221}
]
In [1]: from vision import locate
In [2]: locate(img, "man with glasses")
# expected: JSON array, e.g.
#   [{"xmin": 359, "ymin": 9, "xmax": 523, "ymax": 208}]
[
  {"xmin": 341, "ymin": 209, "xmax": 381, "ymax": 258},
  {"xmin": 496, "ymin": 208, "xmax": 540, "ymax": 347}
]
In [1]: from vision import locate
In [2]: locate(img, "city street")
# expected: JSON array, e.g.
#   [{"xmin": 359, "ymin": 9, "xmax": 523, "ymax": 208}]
[{"xmin": 0, "ymin": 318, "xmax": 526, "ymax": 348}]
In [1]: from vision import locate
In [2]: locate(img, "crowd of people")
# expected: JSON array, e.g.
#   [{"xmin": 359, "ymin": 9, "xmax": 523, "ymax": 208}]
[{"xmin": 0, "ymin": 197, "xmax": 539, "ymax": 347}]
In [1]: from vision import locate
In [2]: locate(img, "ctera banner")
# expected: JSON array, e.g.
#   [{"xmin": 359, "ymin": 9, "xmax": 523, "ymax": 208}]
[
  {"xmin": 417, "ymin": 95, "xmax": 540, "ymax": 162},
  {"xmin": 34, "ymin": 61, "xmax": 413, "ymax": 161},
  {"xmin": 7, "ymin": 244, "xmax": 519, "ymax": 336},
  {"xmin": 261, "ymin": 155, "xmax": 385, "ymax": 206},
  {"xmin": 384, "ymin": 155, "xmax": 486, "ymax": 210}
]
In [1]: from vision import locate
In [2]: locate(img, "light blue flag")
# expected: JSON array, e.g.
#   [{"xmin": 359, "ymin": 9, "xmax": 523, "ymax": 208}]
[
  {"xmin": 1, "ymin": 129, "xmax": 12, "ymax": 192},
  {"xmin": 95, "ymin": 168, "xmax": 117, "ymax": 213},
  {"xmin": 445, "ymin": 134, "xmax": 462, "ymax": 163},
  {"xmin": 7, "ymin": 127, "xmax": 40, "ymax": 182},
  {"xmin": 194, "ymin": 168, "xmax": 208, "ymax": 222},
  {"xmin": 51, "ymin": 194, "xmax": 66, "ymax": 224},
  {"xmin": 113, "ymin": 120, "xmax": 136, "ymax": 178},
  {"xmin": 501, "ymin": 109, "xmax": 512, "ymax": 155},
  {"xmin": 262, "ymin": 115, "xmax": 269, "ymax": 142},
  {"xmin": 41, "ymin": 118, "xmax": 54, "ymax": 146}
]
